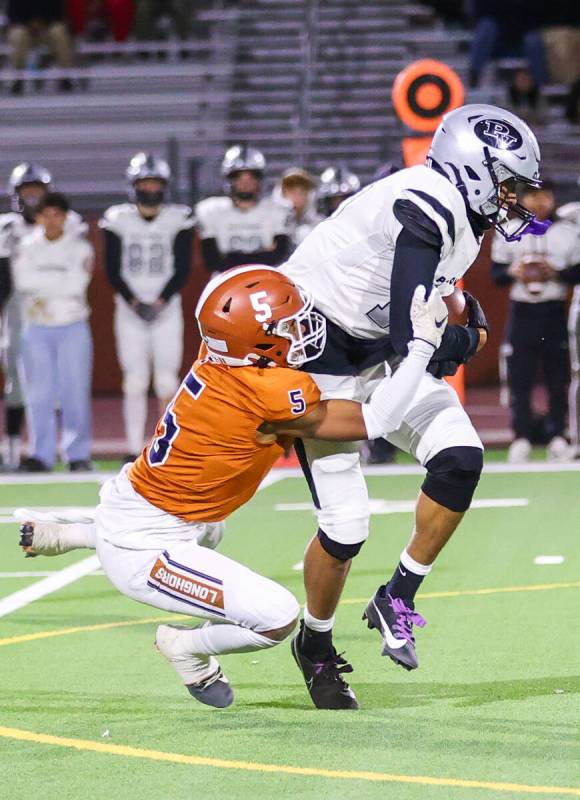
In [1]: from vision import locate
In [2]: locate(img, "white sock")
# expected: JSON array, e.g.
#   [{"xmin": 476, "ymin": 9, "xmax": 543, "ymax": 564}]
[
  {"xmin": 124, "ymin": 392, "xmax": 147, "ymax": 455},
  {"xmin": 7, "ymin": 436, "xmax": 21, "ymax": 469},
  {"xmin": 181, "ymin": 622, "xmax": 278, "ymax": 656},
  {"xmin": 400, "ymin": 548, "xmax": 433, "ymax": 576},
  {"xmin": 304, "ymin": 606, "xmax": 335, "ymax": 633}
]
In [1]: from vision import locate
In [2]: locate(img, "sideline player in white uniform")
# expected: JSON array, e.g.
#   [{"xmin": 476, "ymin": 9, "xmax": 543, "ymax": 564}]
[
  {"xmin": 273, "ymin": 167, "xmax": 321, "ymax": 250},
  {"xmin": 16, "ymin": 266, "xmax": 448, "ymax": 709},
  {"xmin": 100, "ymin": 152, "xmax": 194, "ymax": 461},
  {"xmin": 196, "ymin": 145, "xmax": 291, "ymax": 274},
  {"xmin": 0, "ymin": 163, "xmax": 86, "ymax": 470},
  {"xmin": 491, "ymin": 183, "xmax": 580, "ymax": 463},
  {"xmin": 554, "ymin": 201, "xmax": 580, "ymax": 457},
  {"xmin": 316, "ymin": 165, "xmax": 361, "ymax": 218},
  {"xmin": 281, "ymin": 103, "xmax": 550, "ymax": 709}
]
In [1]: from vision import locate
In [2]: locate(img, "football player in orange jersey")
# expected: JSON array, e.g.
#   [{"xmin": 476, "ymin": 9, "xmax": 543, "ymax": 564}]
[{"xmin": 16, "ymin": 265, "xmax": 447, "ymax": 709}]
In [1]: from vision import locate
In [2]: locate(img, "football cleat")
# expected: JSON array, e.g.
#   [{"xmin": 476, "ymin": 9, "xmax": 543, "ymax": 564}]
[
  {"xmin": 363, "ymin": 589, "xmax": 426, "ymax": 671},
  {"xmin": 155, "ymin": 624, "xmax": 234, "ymax": 709},
  {"xmin": 291, "ymin": 622, "xmax": 359, "ymax": 710}
]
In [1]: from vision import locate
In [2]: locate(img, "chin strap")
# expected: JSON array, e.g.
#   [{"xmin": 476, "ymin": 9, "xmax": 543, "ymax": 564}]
[{"xmin": 505, "ymin": 217, "xmax": 552, "ymax": 242}]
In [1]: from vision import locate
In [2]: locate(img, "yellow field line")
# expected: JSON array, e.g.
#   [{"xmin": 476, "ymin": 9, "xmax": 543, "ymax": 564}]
[
  {"xmin": 339, "ymin": 581, "xmax": 580, "ymax": 606},
  {"xmin": 0, "ymin": 581, "xmax": 578, "ymax": 649},
  {"xmin": 0, "ymin": 614, "xmax": 182, "ymax": 647},
  {"xmin": 0, "ymin": 726, "xmax": 578, "ymax": 796}
]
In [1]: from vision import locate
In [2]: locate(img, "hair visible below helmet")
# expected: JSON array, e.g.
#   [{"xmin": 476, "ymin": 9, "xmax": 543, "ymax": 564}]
[
  {"xmin": 196, "ymin": 265, "xmax": 326, "ymax": 368},
  {"xmin": 126, "ymin": 152, "xmax": 170, "ymax": 206},
  {"xmin": 8, "ymin": 162, "xmax": 53, "ymax": 213},
  {"xmin": 428, "ymin": 103, "xmax": 546, "ymax": 242},
  {"xmin": 317, "ymin": 166, "xmax": 361, "ymax": 216}
]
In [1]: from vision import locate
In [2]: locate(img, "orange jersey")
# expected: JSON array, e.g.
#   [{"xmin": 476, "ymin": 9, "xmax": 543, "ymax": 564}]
[{"xmin": 129, "ymin": 358, "xmax": 320, "ymax": 522}]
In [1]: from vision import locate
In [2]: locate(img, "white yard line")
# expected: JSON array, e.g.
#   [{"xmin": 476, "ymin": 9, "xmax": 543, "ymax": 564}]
[
  {"xmin": 0, "ymin": 555, "xmax": 100, "ymax": 618},
  {"xmin": 275, "ymin": 498, "xmax": 529, "ymax": 514}
]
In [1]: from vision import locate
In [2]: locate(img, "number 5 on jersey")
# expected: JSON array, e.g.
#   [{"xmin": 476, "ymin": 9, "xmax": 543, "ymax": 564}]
[{"xmin": 148, "ymin": 370, "xmax": 206, "ymax": 466}]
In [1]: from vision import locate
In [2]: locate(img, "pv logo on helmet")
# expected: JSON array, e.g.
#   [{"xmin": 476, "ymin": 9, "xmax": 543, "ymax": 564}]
[{"xmin": 474, "ymin": 119, "xmax": 523, "ymax": 151}]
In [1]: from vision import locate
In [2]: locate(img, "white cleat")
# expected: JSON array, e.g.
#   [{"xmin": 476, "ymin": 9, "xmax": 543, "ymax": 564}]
[
  {"xmin": 155, "ymin": 624, "xmax": 234, "ymax": 708},
  {"xmin": 547, "ymin": 436, "xmax": 571, "ymax": 462},
  {"xmin": 507, "ymin": 438, "xmax": 532, "ymax": 464}
]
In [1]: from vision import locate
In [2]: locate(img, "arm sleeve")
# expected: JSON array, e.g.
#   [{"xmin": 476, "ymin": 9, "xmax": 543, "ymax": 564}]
[
  {"xmin": 389, "ymin": 225, "xmax": 441, "ymax": 356},
  {"xmin": 252, "ymin": 234, "xmax": 291, "ymax": 266},
  {"xmin": 0, "ymin": 257, "xmax": 12, "ymax": 310},
  {"xmin": 362, "ymin": 340, "xmax": 434, "ymax": 438},
  {"xmin": 430, "ymin": 324, "xmax": 480, "ymax": 364},
  {"xmin": 200, "ymin": 237, "xmax": 228, "ymax": 273},
  {"xmin": 102, "ymin": 229, "xmax": 136, "ymax": 304},
  {"xmin": 491, "ymin": 260, "xmax": 514, "ymax": 287},
  {"xmin": 159, "ymin": 228, "xmax": 193, "ymax": 301}
]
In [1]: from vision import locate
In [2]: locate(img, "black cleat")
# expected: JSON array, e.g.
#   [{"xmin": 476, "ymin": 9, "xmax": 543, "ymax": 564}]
[
  {"xmin": 19, "ymin": 522, "xmax": 37, "ymax": 558},
  {"xmin": 363, "ymin": 588, "xmax": 426, "ymax": 671},
  {"xmin": 291, "ymin": 622, "xmax": 359, "ymax": 710}
]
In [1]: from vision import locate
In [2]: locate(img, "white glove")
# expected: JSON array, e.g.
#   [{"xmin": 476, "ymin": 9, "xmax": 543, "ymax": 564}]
[{"xmin": 409, "ymin": 285, "xmax": 448, "ymax": 350}]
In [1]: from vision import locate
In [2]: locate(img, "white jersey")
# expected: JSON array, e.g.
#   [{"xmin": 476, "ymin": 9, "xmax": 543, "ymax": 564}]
[
  {"xmin": 556, "ymin": 202, "xmax": 580, "ymax": 305},
  {"xmin": 195, "ymin": 195, "xmax": 291, "ymax": 253},
  {"xmin": 0, "ymin": 209, "xmax": 87, "ymax": 260},
  {"xmin": 281, "ymin": 165, "xmax": 481, "ymax": 339},
  {"xmin": 99, "ymin": 203, "xmax": 194, "ymax": 304},
  {"xmin": 13, "ymin": 227, "xmax": 94, "ymax": 326},
  {"xmin": 491, "ymin": 215, "xmax": 580, "ymax": 303}
]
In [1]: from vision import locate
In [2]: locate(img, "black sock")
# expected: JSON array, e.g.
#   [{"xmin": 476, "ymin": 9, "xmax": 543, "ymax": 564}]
[
  {"xmin": 382, "ymin": 561, "xmax": 425, "ymax": 606},
  {"xmin": 300, "ymin": 623, "xmax": 334, "ymax": 662}
]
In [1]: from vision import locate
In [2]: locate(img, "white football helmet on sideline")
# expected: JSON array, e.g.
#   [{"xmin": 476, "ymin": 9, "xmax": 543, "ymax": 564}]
[{"xmin": 428, "ymin": 104, "xmax": 547, "ymax": 242}]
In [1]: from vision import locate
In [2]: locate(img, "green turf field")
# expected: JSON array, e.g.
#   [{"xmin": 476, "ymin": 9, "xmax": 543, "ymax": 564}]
[{"xmin": 0, "ymin": 464, "xmax": 579, "ymax": 799}]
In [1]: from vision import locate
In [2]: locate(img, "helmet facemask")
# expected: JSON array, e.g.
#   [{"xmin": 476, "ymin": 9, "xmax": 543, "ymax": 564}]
[
  {"xmin": 268, "ymin": 290, "xmax": 326, "ymax": 367},
  {"xmin": 480, "ymin": 147, "xmax": 550, "ymax": 242}
]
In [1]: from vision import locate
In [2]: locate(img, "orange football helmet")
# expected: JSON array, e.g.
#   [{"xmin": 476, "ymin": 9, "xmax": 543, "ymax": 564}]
[{"xmin": 196, "ymin": 265, "xmax": 326, "ymax": 368}]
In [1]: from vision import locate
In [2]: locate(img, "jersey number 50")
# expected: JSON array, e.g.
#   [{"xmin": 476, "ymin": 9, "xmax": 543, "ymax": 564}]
[{"xmin": 147, "ymin": 370, "xmax": 206, "ymax": 466}]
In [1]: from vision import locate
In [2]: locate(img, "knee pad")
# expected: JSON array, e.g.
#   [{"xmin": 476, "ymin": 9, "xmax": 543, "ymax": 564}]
[
  {"xmin": 153, "ymin": 371, "xmax": 179, "ymax": 401},
  {"xmin": 309, "ymin": 450, "xmax": 370, "ymax": 547},
  {"xmin": 422, "ymin": 446, "xmax": 483, "ymax": 512},
  {"xmin": 318, "ymin": 528, "xmax": 365, "ymax": 561}
]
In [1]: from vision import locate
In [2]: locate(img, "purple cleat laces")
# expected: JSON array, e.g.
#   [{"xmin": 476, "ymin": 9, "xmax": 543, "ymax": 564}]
[{"xmin": 388, "ymin": 596, "xmax": 427, "ymax": 643}]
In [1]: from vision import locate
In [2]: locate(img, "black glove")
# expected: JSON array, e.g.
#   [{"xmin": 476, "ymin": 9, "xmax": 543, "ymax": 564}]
[
  {"xmin": 134, "ymin": 302, "xmax": 159, "ymax": 323},
  {"xmin": 427, "ymin": 359, "xmax": 461, "ymax": 378},
  {"xmin": 463, "ymin": 291, "xmax": 489, "ymax": 335}
]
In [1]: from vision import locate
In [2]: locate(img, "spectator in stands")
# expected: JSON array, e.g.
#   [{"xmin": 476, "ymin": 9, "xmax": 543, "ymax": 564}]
[
  {"xmin": 7, "ymin": 0, "xmax": 75, "ymax": 94},
  {"xmin": 491, "ymin": 182, "xmax": 580, "ymax": 463},
  {"xmin": 196, "ymin": 145, "xmax": 291, "ymax": 275},
  {"xmin": 274, "ymin": 167, "xmax": 321, "ymax": 250},
  {"xmin": 134, "ymin": 0, "xmax": 192, "ymax": 42},
  {"xmin": 15, "ymin": 193, "xmax": 94, "ymax": 472},
  {"xmin": 542, "ymin": 3, "xmax": 580, "ymax": 124},
  {"xmin": 468, "ymin": 0, "xmax": 547, "ymax": 112},
  {"xmin": 66, "ymin": 0, "xmax": 134, "ymax": 43}
]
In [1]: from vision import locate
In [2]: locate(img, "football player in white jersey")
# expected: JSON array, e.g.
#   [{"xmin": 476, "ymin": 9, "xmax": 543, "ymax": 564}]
[
  {"xmin": 277, "ymin": 104, "xmax": 550, "ymax": 710},
  {"xmin": 540, "ymin": 199, "xmax": 580, "ymax": 458},
  {"xmin": 316, "ymin": 165, "xmax": 361, "ymax": 218},
  {"xmin": 0, "ymin": 163, "xmax": 86, "ymax": 470},
  {"xmin": 100, "ymin": 152, "xmax": 194, "ymax": 461},
  {"xmin": 491, "ymin": 182, "xmax": 580, "ymax": 463},
  {"xmin": 196, "ymin": 145, "xmax": 291, "ymax": 274}
]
